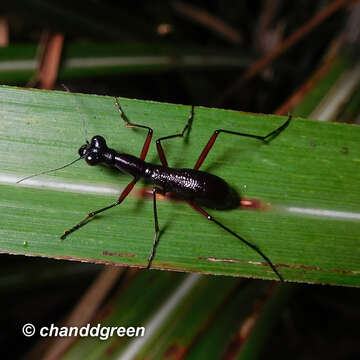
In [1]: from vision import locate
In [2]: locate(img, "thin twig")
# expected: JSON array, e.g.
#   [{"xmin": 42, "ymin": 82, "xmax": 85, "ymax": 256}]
[
  {"xmin": 254, "ymin": 0, "xmax": 282, "ymax": 53},
  {"xmin": 39, "ymin": 33, "xmax": 64, "ymax": 90},
  {"xmin": 172, "ymin": 0, "xmax": 242, "ymax": 44},
  {"xmin": 216, "ymin": 0, "xmax": 354, "ymax": 106},
  {"xmin": 0, "ymin": 17, "xmax": 9, "ymax": 47},
  {"xmin": 275, "ymin": 34, "xmax": 344, "ymax": 115}
]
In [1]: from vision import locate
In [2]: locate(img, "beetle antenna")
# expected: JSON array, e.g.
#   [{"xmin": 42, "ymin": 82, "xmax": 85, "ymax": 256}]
[
  {"xmin": 16, "ymin": 156, "xmax": 82, "ymax": 184},
  {"xmin": 61, "ymin": 84, "xmax": 89, "ymax": 144}
]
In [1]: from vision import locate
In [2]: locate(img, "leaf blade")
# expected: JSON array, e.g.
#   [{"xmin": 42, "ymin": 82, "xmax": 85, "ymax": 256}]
[{"xmin": 1, "ymin": 85, "xmax": 359, "ymax": 285}]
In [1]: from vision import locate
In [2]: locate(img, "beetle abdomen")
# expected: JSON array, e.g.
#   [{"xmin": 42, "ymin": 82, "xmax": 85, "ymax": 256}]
[{"xmin": 147, "ymin": 166, "xmax": 239, "ymax": 209}]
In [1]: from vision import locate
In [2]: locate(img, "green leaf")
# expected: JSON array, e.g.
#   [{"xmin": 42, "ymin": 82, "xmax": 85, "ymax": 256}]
[
  {"xmin": 1, "ymin": 85, "xmax": 359, "ymax": 285},
  {"xmin": 0, "ymin": 42, "xmax": 252, "ymax": 83},
  {"xmin": 235, "ymin": 283, "xmax": 296, "ymax": 359}
]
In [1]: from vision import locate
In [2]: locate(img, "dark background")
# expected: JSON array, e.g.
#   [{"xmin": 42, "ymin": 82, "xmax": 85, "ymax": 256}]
[{"xmin": 0, "ymin": 1, "xmax": 359, "ymax": 359}]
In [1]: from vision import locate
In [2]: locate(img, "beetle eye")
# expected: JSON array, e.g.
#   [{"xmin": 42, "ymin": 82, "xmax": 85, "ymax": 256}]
[
  {"xmin": 78, "ymin": 144, "xmax": 88, "ymax": 157},
  {"xmin": 85, "ymin": 153, "xmax": 101, "ymax": 166}
]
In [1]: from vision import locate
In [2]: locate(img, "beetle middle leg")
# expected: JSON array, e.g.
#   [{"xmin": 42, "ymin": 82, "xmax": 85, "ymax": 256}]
[
  {"xmin": 144, "ymin": 106, "xmax": 194, "ymax": 267},
  {"xmin": 156, "ymin": 105, "xmax": 194, "ymax": 166},
  {"xmin": 147, "ymin": 187, "xmax": 160, "ymax": 268}
]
